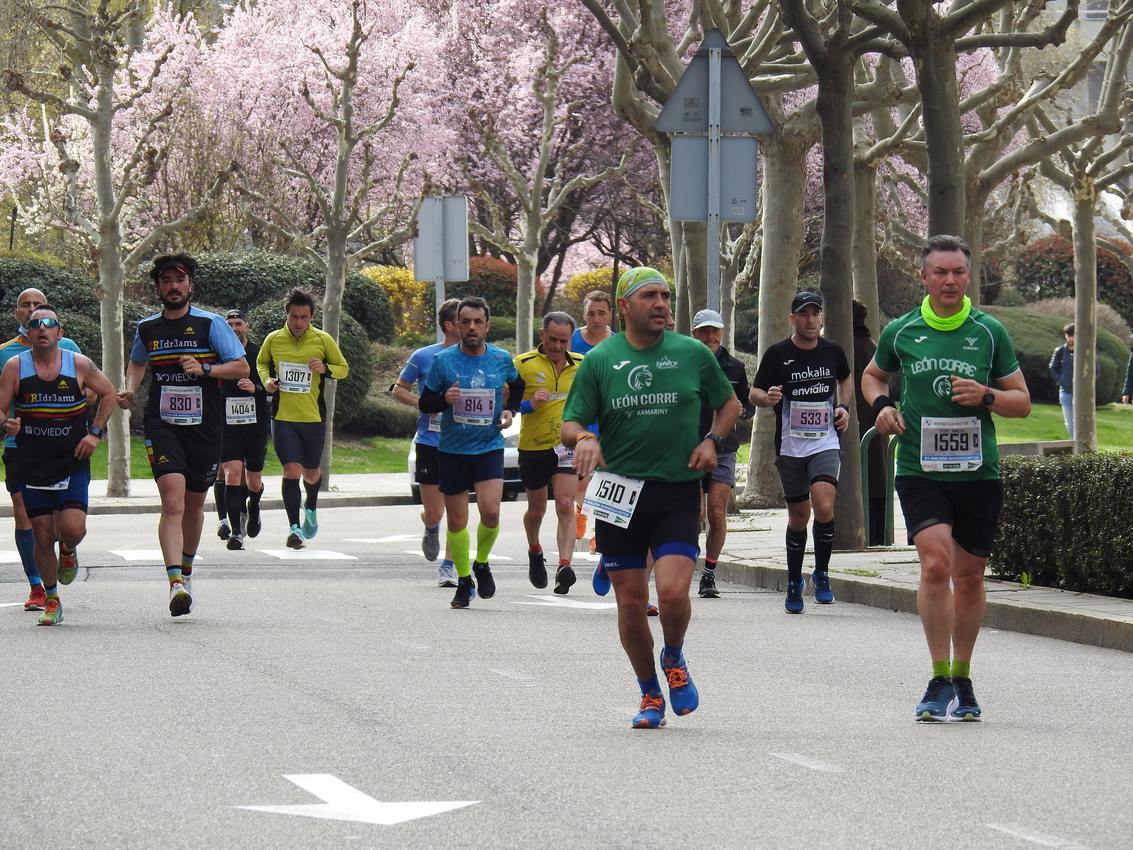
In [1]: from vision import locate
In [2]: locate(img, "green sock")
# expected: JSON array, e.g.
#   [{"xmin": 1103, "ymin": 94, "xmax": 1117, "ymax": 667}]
[
  {"xmin": 475, "ymin": 522, "xmax": 500, "ymax": 563},
  {"xmin": 932, "ymin": 659, "xmax": 951, "ymax": 678},
  {"xmin": 951, "ymin": 660, "xmax": 971, "ymax": 679},
  {"xmin": 448, "ymin": 528, "xmax": 471, "ymax": 578}
]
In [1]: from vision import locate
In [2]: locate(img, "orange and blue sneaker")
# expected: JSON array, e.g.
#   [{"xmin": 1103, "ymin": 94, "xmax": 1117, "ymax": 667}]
[
  {"xmin": 661, "ymin": 651, "xmax": 699, "ymax": 716},
  {"xmin": 646, "ymin": 601, "xmax": 659, "ymax": 617},
  {"xmin": 632, "ymin": 692, "xmax": 666, "ymax": 729},
  {"xmin": 58, "ymin": 546, "xmax": 78, "ymax": 585},
  {"xmin": 37, "ymin": 598, "xmax": 63, "ymax": 626}
]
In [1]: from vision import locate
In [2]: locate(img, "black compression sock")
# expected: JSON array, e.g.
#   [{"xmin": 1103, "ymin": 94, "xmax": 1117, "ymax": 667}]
[
  {"xmin": 304, "ymin": 477, "xmax": 321, "ymax": 511},
  {"xmin": 813, "ymin": 520, "xmax": 835, "ymax": 573},
  {"xmin": 786, "ymin": 526, "xmax": 807, "ymax": 584},
  {"xmin": 283, "ymin": 478, "xmax": 302, "ymax": 527}
]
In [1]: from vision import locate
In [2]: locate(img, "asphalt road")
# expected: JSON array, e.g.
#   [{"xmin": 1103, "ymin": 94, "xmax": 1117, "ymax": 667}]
[{"xmin": 2, "ymin": 504, "xmax": 1130, "ymax": 849}]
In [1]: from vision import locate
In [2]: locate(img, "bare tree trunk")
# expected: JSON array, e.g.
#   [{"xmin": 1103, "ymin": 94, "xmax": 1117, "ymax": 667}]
[
  {"xmin": 515, "ymin": 219, "xmax": 539, "ymax": 350},
  {"xmin": 914, "ymin": 34, "xmax": 966, "ymax": 234},
  {"xmin": 1071, "ymin": 185, "xmax": 1098, "ymax": 453},
  {"xmin": 92, "ymin": 64, "xmax": 130, "ymax": 497},
  {"xmin": 851, "ymin": 160, "xmax": 880, "ymax": 337},
  {"xmin": 743, "ymin": 132, "xmax": 808, "ymax": 506},
  {"xmin": 319, "ymin": 229, "xmax": 347, "ymax": 489},
  {"xmin": 812, "ymin": 50, "xmax": 864, "ymax": 551}
]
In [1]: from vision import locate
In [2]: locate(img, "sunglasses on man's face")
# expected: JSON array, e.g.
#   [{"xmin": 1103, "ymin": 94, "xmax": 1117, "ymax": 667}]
[{"xmin": 28, "ymin": 317, "xmax": 60, "ymax": 330}]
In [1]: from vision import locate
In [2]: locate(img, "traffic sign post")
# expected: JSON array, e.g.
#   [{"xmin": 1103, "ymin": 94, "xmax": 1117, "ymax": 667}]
[
  {"xmin": 414, "ymin": 196, "xmax": 469, "ymax": 342},
  {"xmin": 656, "ymin": 29, "xmax": 772, "ymax": 312}
]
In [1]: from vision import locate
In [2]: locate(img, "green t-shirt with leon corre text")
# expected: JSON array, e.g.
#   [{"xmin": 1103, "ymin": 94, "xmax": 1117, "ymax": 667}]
[
  {"xmin": 874, "ymin": 306, "xmax": 1021, "ymax": 481},
  {"xmin": 563, "ymin": 331, "xmax": 735, "ymax": 482}
]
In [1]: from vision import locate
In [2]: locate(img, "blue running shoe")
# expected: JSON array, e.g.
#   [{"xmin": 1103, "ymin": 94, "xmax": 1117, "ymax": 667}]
[
  {"xmin": 302, "ymin": 507, "xmax": 318, "ymax": 540},
  {"xmin": 785, "ymin": 579, "xmax": 805, "ymax": 614},
  {"xmin": 632, "ymin": 692, "xmax": 666, "ymax": 729},
  {"xmin": 915, "ymin": 676, "xmax": 955, "ymax": 722},
  {"xmin": 286, "ymin": 524, "xmax": 305, "ymax": 549},
  {"xmin": 660, "ymin": 652, "xmax": 699, "ymax": 716},
  {"xmin": 592, "ymin": 559, "xmax": 611, "ymax": 596},
  {"xmin": 811, "ymin": 570, "xmax": 834, "ymax": 604},
  {"xmin": 949, "ymin": 677, "xmax": 982, "ymax": 722}
]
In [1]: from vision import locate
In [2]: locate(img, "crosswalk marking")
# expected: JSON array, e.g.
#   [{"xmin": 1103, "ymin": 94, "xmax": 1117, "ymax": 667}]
[
  {"xmin": 111, "ymin": 550, "xmax": 207, "ymax": 562},
  {"xmin": 258, "ymin": 549, "xmax": 356, "ymax": 561}
]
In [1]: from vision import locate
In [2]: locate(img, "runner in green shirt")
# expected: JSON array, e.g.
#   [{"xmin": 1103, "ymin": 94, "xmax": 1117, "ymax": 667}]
[
  {"xmin": 562, "ymin": 267, "xmax": 739, "ymax": 730},
  {"xmin": 862, "ymin": 234, "xmax": 1031, "ymax": 723}
]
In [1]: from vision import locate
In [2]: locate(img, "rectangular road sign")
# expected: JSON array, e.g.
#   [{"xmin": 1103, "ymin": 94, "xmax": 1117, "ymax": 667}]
[
  {"xmin": 669, "ymin": 135, "xmax": 758, "ymax": 222},
  {"xmin": 413, "ymin": 195, "xmax": 469, "ymax": 283}
]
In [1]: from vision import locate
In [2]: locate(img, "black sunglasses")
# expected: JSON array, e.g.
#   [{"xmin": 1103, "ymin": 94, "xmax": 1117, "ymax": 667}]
[{"xmin": 28, "ymin": 317, "xmax": 60, "ymax": 330}]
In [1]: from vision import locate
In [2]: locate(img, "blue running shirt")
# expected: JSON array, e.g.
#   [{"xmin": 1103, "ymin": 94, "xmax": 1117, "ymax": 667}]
[
  {"xmin": 399, "ymin": 341, "xmax": 449, "ymax": 447},
  {"xmin": 424, "ymin": 344, "xmax": 519, "ymax": 455}
]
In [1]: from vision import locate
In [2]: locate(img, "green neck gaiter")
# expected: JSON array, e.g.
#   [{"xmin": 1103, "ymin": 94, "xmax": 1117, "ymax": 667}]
[{"xmin": 921, "ymin": 294, "xmax": 971, "ymax": 331}]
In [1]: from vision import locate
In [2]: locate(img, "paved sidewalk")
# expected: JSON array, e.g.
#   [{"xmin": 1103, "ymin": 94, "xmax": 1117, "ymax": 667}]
[
  {"xmin": 2, "ymin": 473, "xmax": 1129, "ymax": 653},
  {"xmin": 715, "ymin": 508, "xmax": 1133, "ymax": 654}
]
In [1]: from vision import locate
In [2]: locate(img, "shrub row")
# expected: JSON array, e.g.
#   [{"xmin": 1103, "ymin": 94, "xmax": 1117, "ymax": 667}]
[{"xmin": 991, "ymin": 454, "xmax": 1133, "ymax": 598}]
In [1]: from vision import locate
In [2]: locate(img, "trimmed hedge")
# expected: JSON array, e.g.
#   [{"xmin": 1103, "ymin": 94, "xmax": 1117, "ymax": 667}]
[
  {"xmin": 991, "ymin": 454, "xmax": 1133, "ymax": 598},
  {"xmin": 243, "ymin": 301, "xmax": 374, "ymax": 429},
  {"xmin": 426, "ymin": 255, "xmax": 519, "ymax": 317},
  {"xmin": 984, "ymin": 306, "xmax": 1126, "ymax": 404},
  {"xmin": 191, "ymin": 250, "xmax": 393, "ymax": 342},
  {"xmin": 1015, "ymin": 236, "xmax": 1133, "ymax": 327},
  {"xmin": 342, "ymin": 396, "xmax": 417, "ymax": 438}
]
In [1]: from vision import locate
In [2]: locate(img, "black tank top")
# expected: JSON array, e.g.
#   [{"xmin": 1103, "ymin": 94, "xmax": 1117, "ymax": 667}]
[{"xmin": 14, "ymin": 349, "xmax": 88, "ymax": 485}]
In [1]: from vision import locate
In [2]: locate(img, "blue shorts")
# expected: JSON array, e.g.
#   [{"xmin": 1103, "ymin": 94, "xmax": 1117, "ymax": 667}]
[
  {"xmin": 438, "ymin": 449, "xmax": 505, "ymax": 496},
  {"xmin": 21, "ymin": 467, "xmax": 91, "ymax": 518},
  {"xmin": 272, "ymin": 420, "xmax": 326, "ymax": 469},
  {"xmin": 595, "ymin": 479, "xmax": 701, "ymax": 570}
]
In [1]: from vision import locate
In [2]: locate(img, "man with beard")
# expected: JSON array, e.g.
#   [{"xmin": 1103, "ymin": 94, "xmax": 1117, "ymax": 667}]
[
  {"xmin": 419, "ymin": 296, "xmax": 525, "ymax": 609},
  {"xmin": 750, "ymin": 291, "xmax": 853, "ymax": 614},
  {"xmin": 562, "ymin": 267, "xmax": 739, "ymax": 730},
  {"xmin": 117, "ymin": 254, "xmax": 248, "ymax": 617}
]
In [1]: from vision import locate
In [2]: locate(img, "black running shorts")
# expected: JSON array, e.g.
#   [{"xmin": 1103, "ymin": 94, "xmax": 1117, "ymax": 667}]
[
  {"xmin": 414, "ymin": 444, "xmax": 440, "ymax": 486},
  {"xmin": 894, "ymin": 475, "xmax": 1004, "ymax": 558},
  {"xmin": 144, "ymin": 420, "xmax": 220, "ymax": 493},
  {"xmin": 595, "ymin": 479, "xmax": 701, "ymax": 570},
  {"xmin": 220, "ymin": 427, "xmax": 269, "ymax": 471}
]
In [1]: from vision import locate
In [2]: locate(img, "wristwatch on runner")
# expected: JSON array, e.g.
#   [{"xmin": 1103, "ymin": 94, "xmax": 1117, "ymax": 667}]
[
  {"xmin": 89, "ymin": 424, "xmax": 105, "ymax": 439},
  {"xmin": 981, "ymin": 387, "xmax": 995, "ymax": 407},
  {"xmin": 704, "ymin": 432, "xmax": 724, "ymax": 449}
]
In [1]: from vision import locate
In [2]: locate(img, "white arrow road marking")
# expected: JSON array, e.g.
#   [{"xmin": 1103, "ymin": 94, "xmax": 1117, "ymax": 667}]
[
  {"xmin": 258, "ymin": 550, "xmax": 357, "ymax": 560},
  {"xmin": 0, "ymin": 552, "xmax": 21, "ymax": 563},
  {"xmin": 488, "ymin": 668, "xmax": 535, "ymax": 686},
  {"xmin": 111, "ymin": 550, "xmax": 206, "ymax": 562},
  {"xmin": 393, "ymin": 639, "xmax": 430, "ymax": 651},
  {"xmin": 506, "ymin": 595, "xmax": 617, "ymax": 610},
  {"xmin": 1, "ymin": 601, "xmax": 25, "ymax": 608},
  {"xmin": 574, "ymin": 552, "xmax": 602, "ymax": 562},
  {"xmin": 768, "ymin": 753, "xmax": 844, "ymax": 773},
  {"xmin": 986, "ymin": 824, "xmax": 1087, "ymax": 848},
  {"xmin": 346, "ymin": 535, "xmax": 419, "ymax": 543},
  {"xmin": 238, "ymin": 774, "xmax": 477, "ymax": 826}
]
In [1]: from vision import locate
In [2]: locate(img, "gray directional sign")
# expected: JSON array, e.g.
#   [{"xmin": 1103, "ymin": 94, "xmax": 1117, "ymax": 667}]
[{"xmin": 414, "ymin": 195, "xmax": 469, "ymax": 341}]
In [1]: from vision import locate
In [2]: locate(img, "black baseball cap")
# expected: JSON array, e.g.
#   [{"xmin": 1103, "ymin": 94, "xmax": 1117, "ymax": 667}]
[
  {"xmin": 226, "ymin": 309, "xmax": 246, "ymax": 321},
  {"xmin": 791, "ymin": 290, "xmax": 823, "ymax": 312}
]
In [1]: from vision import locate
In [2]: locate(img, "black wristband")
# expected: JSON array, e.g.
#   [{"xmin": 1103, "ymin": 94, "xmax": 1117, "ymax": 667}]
[
  {"xmin": 872, "ymin": 395, "xmax": 896, "ymax": 418},
  {"xmin": 836, "ymin": 404, "xmax": 849, "ymax": 414}
]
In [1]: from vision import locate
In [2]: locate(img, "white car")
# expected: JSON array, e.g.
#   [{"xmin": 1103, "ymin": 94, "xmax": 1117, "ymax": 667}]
[{"xmin": 407, "ymin": 414, "xmax": 524, "ymax": 503}]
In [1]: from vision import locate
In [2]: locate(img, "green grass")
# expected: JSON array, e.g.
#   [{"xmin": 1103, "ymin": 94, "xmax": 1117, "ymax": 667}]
[
  {"xmin": 86, "ymin": 434, "xmax": 411, "ymax": 478},
  {"xmin": 735, "ymin": 402, "xmax": 1132, "ymax": 467}
]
